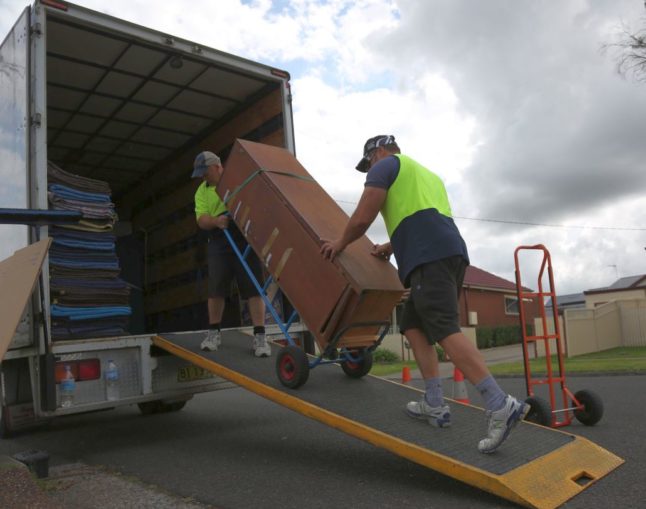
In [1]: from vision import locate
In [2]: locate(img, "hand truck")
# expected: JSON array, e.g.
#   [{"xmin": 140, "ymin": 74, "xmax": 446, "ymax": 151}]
[
  {"xmin": 223, "ymin": 227, "xmax": 390, "ymax": 389},
  {"xmin": 514, "ymin": 244, "xmax": 604, "ymax": 427}
]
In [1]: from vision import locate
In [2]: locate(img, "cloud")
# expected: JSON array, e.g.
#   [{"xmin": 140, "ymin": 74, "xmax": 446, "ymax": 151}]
[
  {"xmin": 0, "ymin": 0, "xmax": 643, "ymax": 295},
  {"xmin": 362, "ymin": 0, "xmax": 646, "ymax": 292}
]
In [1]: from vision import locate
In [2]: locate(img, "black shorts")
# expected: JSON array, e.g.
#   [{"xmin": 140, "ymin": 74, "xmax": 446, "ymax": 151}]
[
  {"xmin": 400, "ymin": 256, "xmax": 467, "ymax": 344},
  {"xmin": 207, "ymin": 240, "xmax": 263, "ymax": 299}
]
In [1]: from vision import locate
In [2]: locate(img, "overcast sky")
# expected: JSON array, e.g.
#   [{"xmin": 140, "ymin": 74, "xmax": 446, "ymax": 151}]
[{"xmin": 1, "ymin": 0, "xmax": 645, "ymax": 295}]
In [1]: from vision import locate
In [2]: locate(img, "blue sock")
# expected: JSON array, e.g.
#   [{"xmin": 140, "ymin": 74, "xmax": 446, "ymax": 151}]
[
  {"xmin": 424, "ymin": 377, "xmax": 444, "ymax": 407},
  {"xmin": 476, "ymin": 375, "xmax": 507, "ymax": 412}
]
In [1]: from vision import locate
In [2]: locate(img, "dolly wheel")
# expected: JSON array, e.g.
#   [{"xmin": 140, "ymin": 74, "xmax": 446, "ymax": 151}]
[
  {"xmin": 574, "ymin": 389, "xmax": 604, "ymax": 426},
  {"xmin": 341, "ymin": 349, "xmax": 373, "ymax": 379},
  {"xmin": 276, "ymin": 346, "xmax": 310, "ymax": 389},
  {"xmin": 524, "ymin": 396, "xmax": 552, "ymax": 426}
]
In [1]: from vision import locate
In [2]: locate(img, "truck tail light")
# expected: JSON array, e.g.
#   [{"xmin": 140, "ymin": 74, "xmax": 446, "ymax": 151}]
[
  {"xmin": 55, "ymin": 359, "xmax": 101, "ymax": 382},
  {"xmin": 41, "ymin": 0, "xmax": 69, "ymax": 11},
  {"xmin": 77, "ymin": 359, "xmax": 101, "ymax": 380}
]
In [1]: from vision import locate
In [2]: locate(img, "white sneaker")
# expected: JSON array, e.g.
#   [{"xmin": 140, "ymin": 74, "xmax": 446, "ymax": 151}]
[
  {"xmin": 200, "ymin": 329, "xmax": 221, "ymax": 352},
  {"xmin": 478, "ymin": 395, "xmax": 530, "ymax": 454},
  {"xmin": 405, "ymin": 399, "xmax": 451, "ymax": 428},
  {"xmin": 253, "ymin": 333, "xmax": 271, "ymax": 358}
]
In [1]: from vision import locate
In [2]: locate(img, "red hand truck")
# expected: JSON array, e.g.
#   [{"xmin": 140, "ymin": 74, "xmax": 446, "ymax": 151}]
[{"xmin": 514, "ymin": 244, "xmax": 603, "ymax": 427}]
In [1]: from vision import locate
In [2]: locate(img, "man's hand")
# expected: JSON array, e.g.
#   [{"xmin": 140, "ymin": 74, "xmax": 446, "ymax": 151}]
[
  {"xmin": 320, "ymin": 239, "xmax": 345, "ymax": 260},
  {"xmin": 371, "ymin": 242, "xmax": 393, "ymax": 261},
  {"xmin": 215, "ymin": 215, "xmax": 230, "ymax": 229}
]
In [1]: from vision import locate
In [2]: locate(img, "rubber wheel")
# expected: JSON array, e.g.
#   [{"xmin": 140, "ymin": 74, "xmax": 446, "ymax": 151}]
[
  {"xmin": 341, "ymin": 349, "xmax": 373, "ymax": 379},
  {"xmin": 158, "ymin": 401, "xmax": 187, "ymax": 413},
  {"xmin": 137, "ymin": 401, "xmax": 159, "ymax": 415},
  {"xmin": 573, "ymin": 389, "xmax": 604, "ymax": 426},
  {"xmin": 276, "ymin": 346, "xmax": 309, "ymax": 389},
  {"xmin": 524, "ymin": 396, "xmax": 552, "ymax": 426},
  {"xmin": 137, "ymin": 400, "xmax": 187, "ymax": 415}
]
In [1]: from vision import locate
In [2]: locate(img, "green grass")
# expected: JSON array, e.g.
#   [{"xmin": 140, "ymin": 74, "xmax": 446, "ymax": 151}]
[
  {"xmin": 488, "ymin": 346, "xmax": 646, "ymax": 376},
  {"xmin": 370, "ymin": 346, "xmax": 646, "ymax": 377}
]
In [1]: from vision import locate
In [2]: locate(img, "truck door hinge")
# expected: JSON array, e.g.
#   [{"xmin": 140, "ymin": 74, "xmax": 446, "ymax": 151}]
[
  {"xmin": 31, "ymin": 113, "xmax": 42, "ymax": 128},
  {"xmin": 31, "ymin": 23, "xmax": 42, "ymax": 37}
]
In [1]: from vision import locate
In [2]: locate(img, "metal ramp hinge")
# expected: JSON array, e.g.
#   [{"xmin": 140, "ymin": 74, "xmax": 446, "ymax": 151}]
[{"xmin": 31, "ymin": 113, "xmax": 42, "ymax": 127}]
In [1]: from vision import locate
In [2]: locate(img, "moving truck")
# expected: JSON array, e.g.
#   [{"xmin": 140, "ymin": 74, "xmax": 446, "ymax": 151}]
[{"xmin": 0, "ymin": 0, "xmax": 305, "ymax": 434}]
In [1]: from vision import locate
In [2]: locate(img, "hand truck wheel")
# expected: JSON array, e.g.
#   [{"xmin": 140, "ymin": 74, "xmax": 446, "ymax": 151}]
[
  {"xmin": 524, "ymin": 396, "xmax": 552, "ymax": 426},
  {"xmin": 341, "ymin": 348, "xmax": 373, "ymax": 379},
  {"xmin": 573, "ymin": 389, "xmax": 604, "ymax": 426},
  {"xmin": 276, "ymin": 345, "xmax": 310, "ymax": 389}
]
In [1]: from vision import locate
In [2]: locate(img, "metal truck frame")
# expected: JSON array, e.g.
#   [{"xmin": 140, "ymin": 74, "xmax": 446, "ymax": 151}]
[{"xmin": 0, "ymin": 0, "xmax": 302, "ymax": 434}]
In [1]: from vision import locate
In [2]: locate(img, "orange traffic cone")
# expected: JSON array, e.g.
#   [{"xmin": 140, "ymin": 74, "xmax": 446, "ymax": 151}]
[
  {"xmin": 452, "ymin": 367, "xmax": 470, "ymax": 404},
  {"xmin": 402, "ymin": 366, "xmax": 411, "ymax": 384}
]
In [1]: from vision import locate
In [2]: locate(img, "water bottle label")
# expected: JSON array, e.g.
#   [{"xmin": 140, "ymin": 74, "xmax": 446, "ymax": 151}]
[
  {"xmin": 106, "ymin": 370, "xmax": 119, "ymax": 382},
  {"xmin": 61, "ymin": 379, "xmax": 75, "ymax": 390}
]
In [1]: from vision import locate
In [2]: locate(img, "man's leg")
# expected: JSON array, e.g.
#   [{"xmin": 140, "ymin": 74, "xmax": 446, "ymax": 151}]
[
  {"xmin": 207, "ymin": 296, "xmax": 225, "ymax": 325},
  {"xmin": 202, "ymin": 245, "xmax": 231, "ymax": 352},
  {"xmin": 404, "ymin": 327, "xmax": 450, "ymax": 427},
  {"xmin": 440, "ymin": 332, "xmax": 529, "ymax": 453},
  {"xmin": 201, "ymin": 296, "xmax": 225, "ymax": 351},
  {"xmin": 437, "ymin": 332, "xmax": 489, "ymax": 384},
  {"xmin": 236, "ymin": 252, "xmax": 270, "ymax": 358},
  {"xmin": 247, "ymin": 295, "xmax": 265, "ymax": 327}
]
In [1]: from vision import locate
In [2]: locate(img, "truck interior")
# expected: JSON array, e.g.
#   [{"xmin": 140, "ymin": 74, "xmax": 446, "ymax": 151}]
[{"xmin": 43, "ymin": 8, "xmax": 292, "ymax": 337}]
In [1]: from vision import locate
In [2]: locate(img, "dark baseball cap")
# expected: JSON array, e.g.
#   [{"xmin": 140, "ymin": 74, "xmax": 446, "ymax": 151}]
[
  {"xmin": 191, "ymin": 151, "xmax": 221, "ymax": 178},
  {"xmin": 355, "ymin": 134, "xmax": 396, "ymax": 172}
]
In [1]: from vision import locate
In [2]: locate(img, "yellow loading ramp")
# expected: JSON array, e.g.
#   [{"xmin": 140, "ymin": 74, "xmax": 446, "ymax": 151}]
[{"xmin": 154, "ymin": 331, "xmax": 623, "ymax": 509}]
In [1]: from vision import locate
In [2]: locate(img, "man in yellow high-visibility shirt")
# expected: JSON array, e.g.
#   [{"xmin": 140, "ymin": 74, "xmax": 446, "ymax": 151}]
[
  {"xmin": 192, "ymin": 150, "xmax": 270, "ymax": 357},
  {"xmin": 321, "ymin": 135, "xmax": 529, "ymax": 454}
]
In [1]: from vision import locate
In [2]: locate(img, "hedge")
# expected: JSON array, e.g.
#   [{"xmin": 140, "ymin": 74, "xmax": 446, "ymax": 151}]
[{"xmin": 476, "ymin": 324, "xmax": 533, "ymax": 349}]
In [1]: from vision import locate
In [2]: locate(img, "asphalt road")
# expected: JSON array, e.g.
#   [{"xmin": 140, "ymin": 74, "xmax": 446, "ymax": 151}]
[{"xmin": 1, "ymin": 374, "xmax": 644, "ymax": 509}]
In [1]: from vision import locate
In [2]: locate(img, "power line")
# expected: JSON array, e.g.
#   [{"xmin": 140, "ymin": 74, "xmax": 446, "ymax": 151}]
[
  {"xmin": 453, "ymin": 216, "xmax": 646, "ymax": 231},
  {"xmin": 334, "ymin": 199, "xmax": 645, "ymax": 232}
]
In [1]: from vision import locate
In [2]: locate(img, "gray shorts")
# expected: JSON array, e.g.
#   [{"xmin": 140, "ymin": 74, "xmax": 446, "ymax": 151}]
[
  {"xmin": 207, "ymin": 241, "xmax": 263, "ymax": 299},
  {"xmin": 400, "ymin": 256, "xmax": 467, "ymax": 344}
]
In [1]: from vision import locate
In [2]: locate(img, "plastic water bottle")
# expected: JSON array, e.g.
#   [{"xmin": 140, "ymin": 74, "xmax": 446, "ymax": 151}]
[
  {"xmin": 60, "ymin": 365, "xmax": 75, "ymax": 408},
  {"xmin": 105, "ymin": 360, "xmax": 120, "ymax": 401}
]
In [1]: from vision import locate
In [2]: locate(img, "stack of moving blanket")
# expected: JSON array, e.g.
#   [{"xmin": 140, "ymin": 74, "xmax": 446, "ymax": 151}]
[{"xmin": 47, "ymin": 161, "xmax": 131, "ymax": 340}]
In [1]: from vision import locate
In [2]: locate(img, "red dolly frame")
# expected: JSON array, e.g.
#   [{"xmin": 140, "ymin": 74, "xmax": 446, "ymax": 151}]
[{"xmin": 514, "ymin": 244, "xmax": 603, "ymax": 427}]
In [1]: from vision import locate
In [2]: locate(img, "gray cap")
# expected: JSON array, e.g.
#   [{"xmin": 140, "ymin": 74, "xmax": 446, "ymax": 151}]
[
  {"xmin": 192, "ymin": 151, "xmax": 221, "ymax": 178},
  {"xmin": 355, "ymin": 135, "xmax": 396, "ymax": 172}
]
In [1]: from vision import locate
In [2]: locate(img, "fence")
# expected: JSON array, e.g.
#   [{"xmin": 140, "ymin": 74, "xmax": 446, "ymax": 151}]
[{"xmin": 535, "ymin": 299, "xmax": 646, "ymax": 357}]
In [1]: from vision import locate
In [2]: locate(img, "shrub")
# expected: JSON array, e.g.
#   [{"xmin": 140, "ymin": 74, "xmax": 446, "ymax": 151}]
[
  {"xmin": 476, "ymin": 324, "xmax": 533, "ymax": 349},
  {"xmin": 373, "ymin": 348, "xmax": 399, "ymax": 363}
]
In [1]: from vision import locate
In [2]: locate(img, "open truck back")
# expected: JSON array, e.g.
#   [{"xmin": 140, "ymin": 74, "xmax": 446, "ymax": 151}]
[{"xmin": 0, "ymin": 0, "xmax": 304, "ymax": 434}]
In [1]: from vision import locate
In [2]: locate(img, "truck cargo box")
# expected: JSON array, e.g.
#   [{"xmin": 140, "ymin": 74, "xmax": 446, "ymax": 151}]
[{"xmin": 219, "ymin": 140, "xmax": 404, "ymax": 350}]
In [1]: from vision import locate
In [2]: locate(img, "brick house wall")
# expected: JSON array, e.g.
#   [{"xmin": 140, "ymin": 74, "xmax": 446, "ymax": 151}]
[{"xmin": 458, "ymin": 266, "xmax": 540, "ymax": 328}]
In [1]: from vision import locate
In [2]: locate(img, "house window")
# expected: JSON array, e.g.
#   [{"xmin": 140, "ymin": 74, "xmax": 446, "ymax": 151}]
[{"xmin": 504, "ymin": 296, "xmax": 519, "ymax": 315}]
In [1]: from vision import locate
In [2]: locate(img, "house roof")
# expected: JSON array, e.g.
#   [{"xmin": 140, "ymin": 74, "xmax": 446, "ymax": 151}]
[
  {"xmin": 585, "ymin": 274, "xmax": 646, "ymax": 295},
  {"xmin": 463, "ymin": 265, "xmax": 522, "ymax": 292},
  {"xmin": 546, "ymin": 292, "xmax": 586, "ymax": 309}
]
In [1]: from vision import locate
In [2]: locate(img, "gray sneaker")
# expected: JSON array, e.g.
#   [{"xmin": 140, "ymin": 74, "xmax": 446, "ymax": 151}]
[
  {"xmin": 478, "ymin": 395, "xmax": 530, "ymax": 454},
  {"xmin": 200, "ymin": 329, "xmax": 221, "ymax": 352},
  {"xmin": 406, "ymin": 399, "xmax": 451, "ymax": 428},
  {"xmin": 253, "ymin": 333, "xmax": 271, "ymax": 358}
]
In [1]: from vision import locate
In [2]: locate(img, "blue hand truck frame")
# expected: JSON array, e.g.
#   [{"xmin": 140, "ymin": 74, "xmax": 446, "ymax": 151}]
[{"xmin": 222, "ymin": 227, "xmax": 391, "ymax": 389}]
